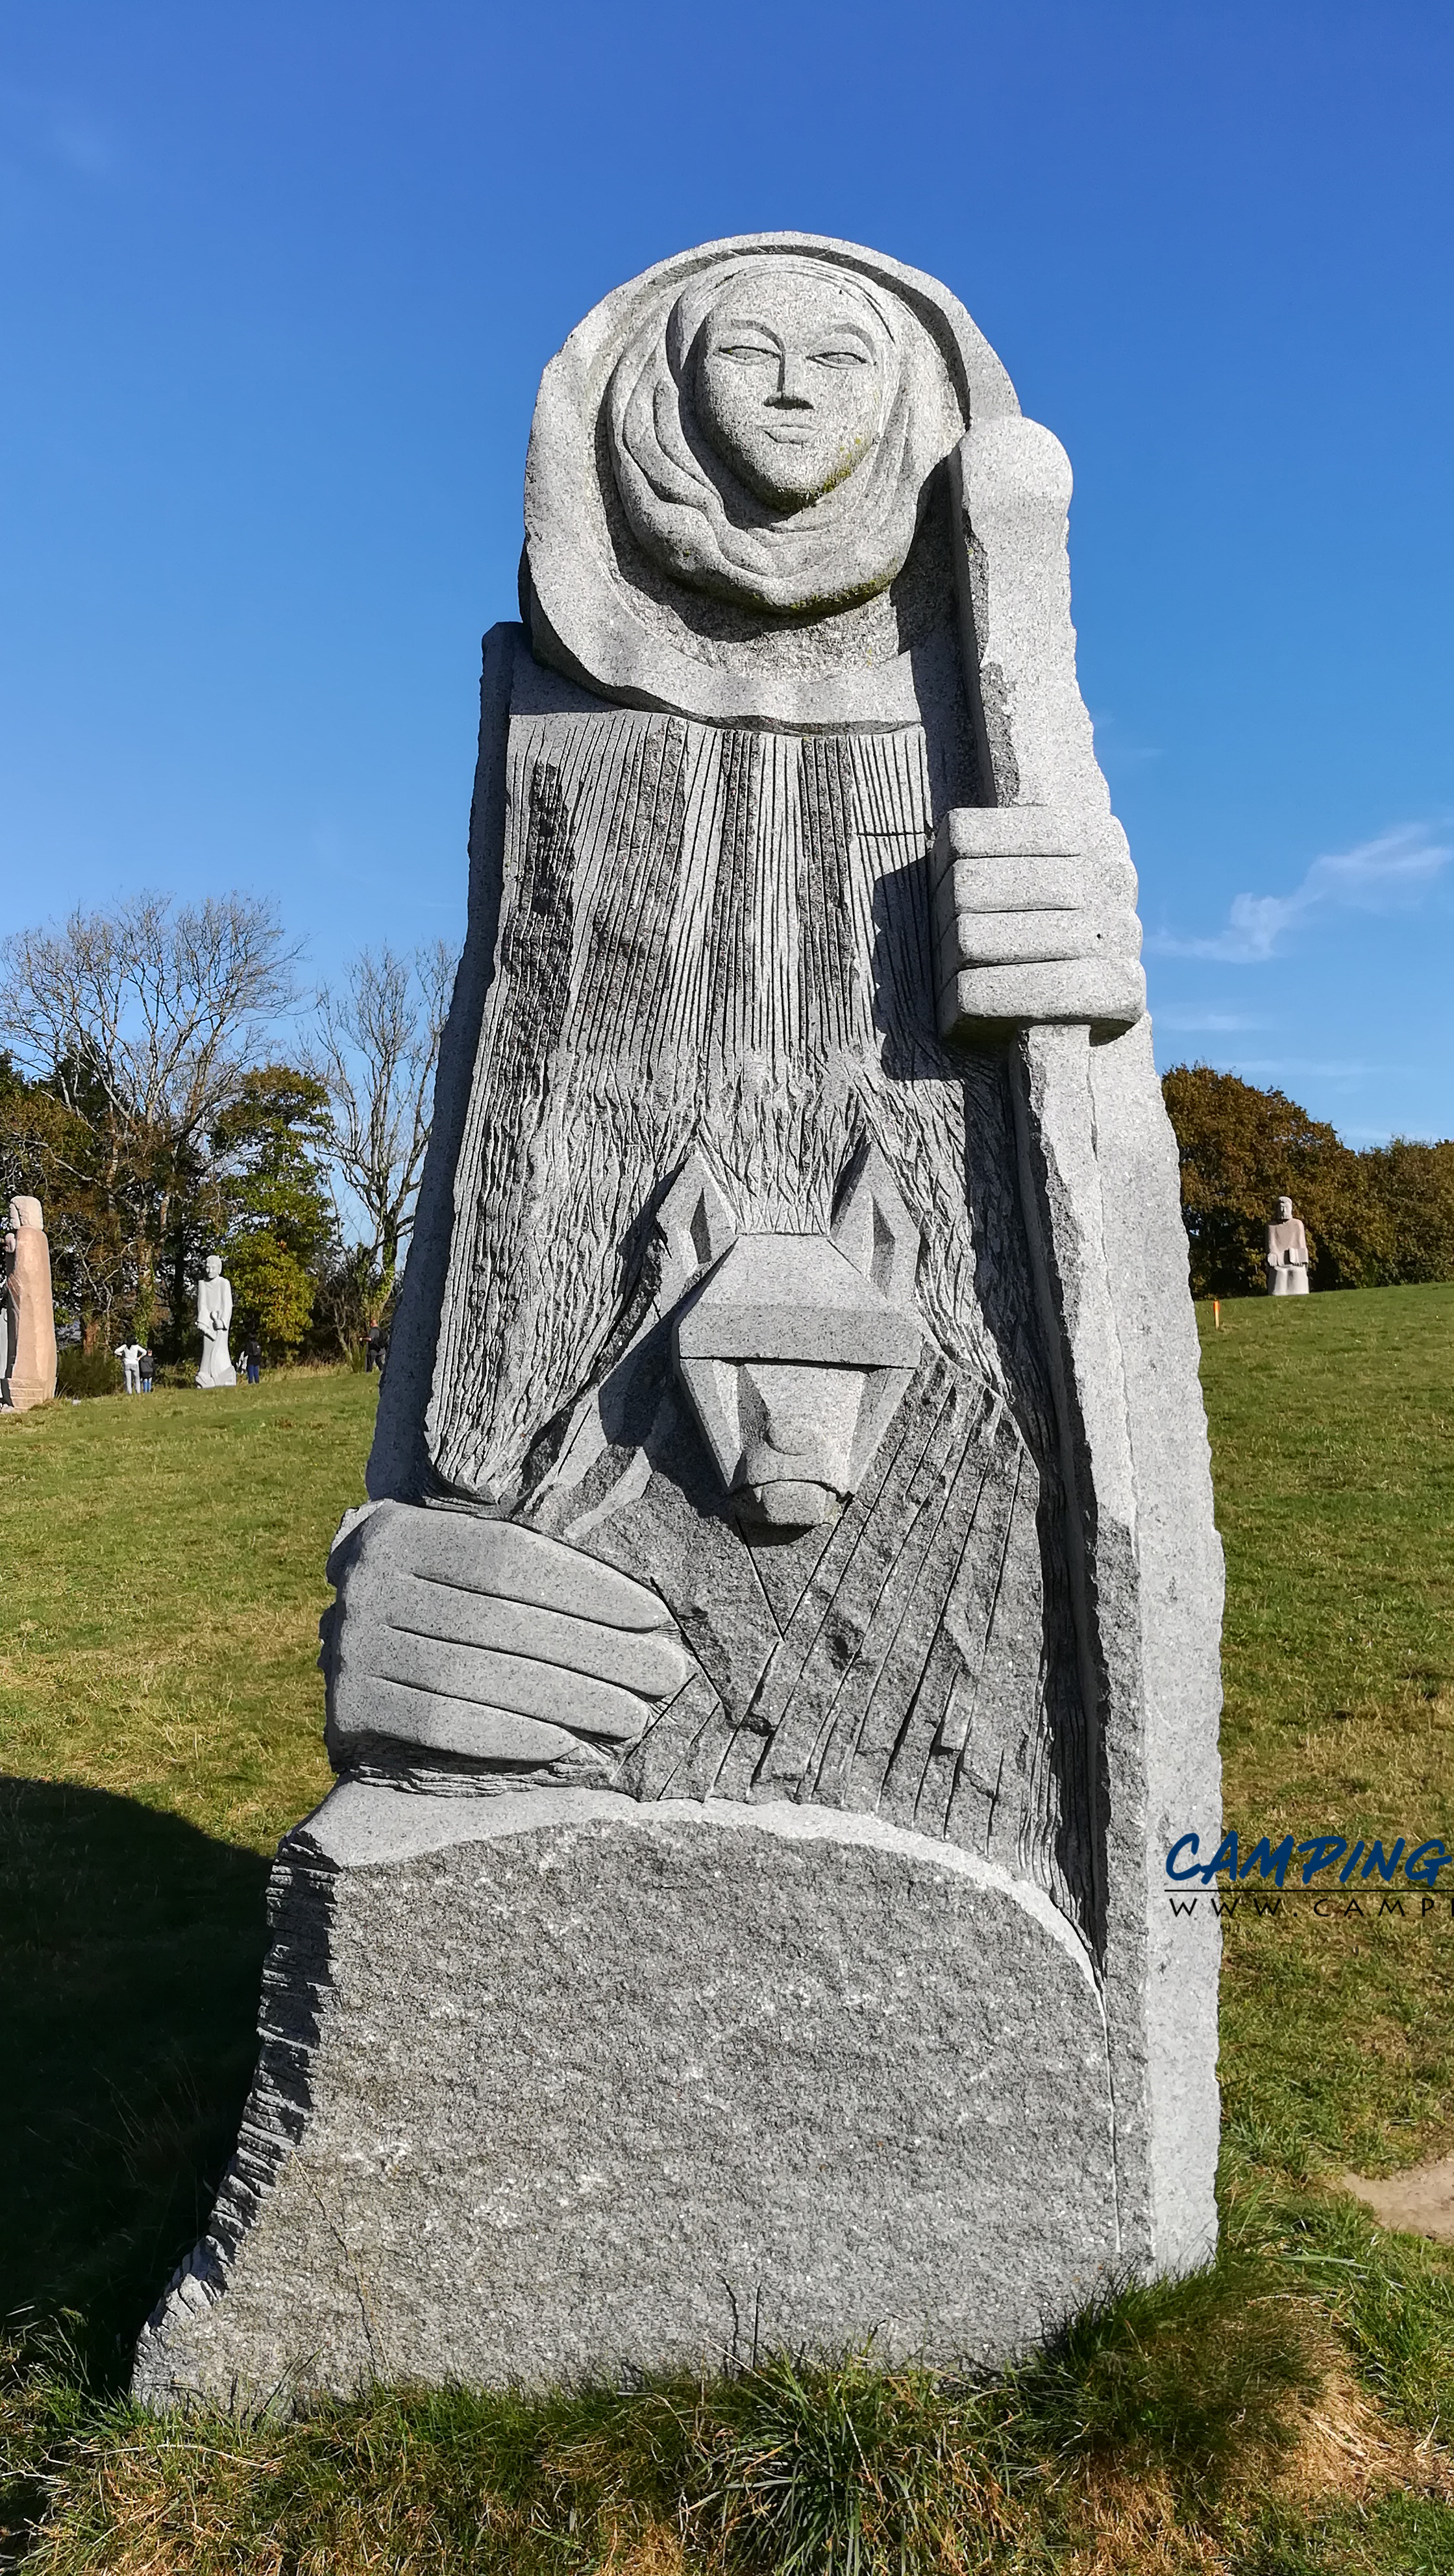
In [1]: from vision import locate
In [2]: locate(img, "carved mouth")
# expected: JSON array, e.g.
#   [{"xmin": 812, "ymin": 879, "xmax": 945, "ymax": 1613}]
[
  {"xmin": 732, "ymin": 1433, "xmax": 843, "ymax": 1531},
  {"xmin": 734, "ymin": 1474, "xmax": 841, "ymax": 1531}
]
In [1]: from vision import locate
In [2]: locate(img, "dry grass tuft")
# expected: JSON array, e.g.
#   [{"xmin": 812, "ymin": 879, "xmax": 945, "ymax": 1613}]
[
  {"xmin": 8, "ymin": 2268, "xmax": 1387, "ymax": 2576},
  {"xmin": 1042, "ymin": 2349, "xmax": 1454, "ymax": 2575}
]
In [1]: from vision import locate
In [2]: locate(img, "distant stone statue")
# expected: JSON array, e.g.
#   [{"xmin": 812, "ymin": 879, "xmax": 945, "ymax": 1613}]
[
  {"xmin": 195, "ymin": 1256, "xmax": 236, "ymax": 1387},
  {"xmin": 2, "ymin": 1196, "xmax": 58, "ymax": 1413},
  {"xmin": 1266, "ymin": 1195, "xmax": 1310, "ymax": 1296}
]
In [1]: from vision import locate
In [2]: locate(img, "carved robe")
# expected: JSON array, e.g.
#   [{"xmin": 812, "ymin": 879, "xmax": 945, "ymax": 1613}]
[{"xmin": 416, "ymin": 641, "xmax": 1096, "ymax": 1946}]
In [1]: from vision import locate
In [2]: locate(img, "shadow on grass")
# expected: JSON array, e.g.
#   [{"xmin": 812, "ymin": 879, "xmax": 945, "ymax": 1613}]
[{"xmin": 0, "ymin": 1778, "xmax": 268, "ymax": 2384}]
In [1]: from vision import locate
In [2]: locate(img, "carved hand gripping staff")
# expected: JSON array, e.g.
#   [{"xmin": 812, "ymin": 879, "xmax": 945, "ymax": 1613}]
[{"xmin": 136, "ymin": 238, "xmax": 1224, "ymax": 2406}]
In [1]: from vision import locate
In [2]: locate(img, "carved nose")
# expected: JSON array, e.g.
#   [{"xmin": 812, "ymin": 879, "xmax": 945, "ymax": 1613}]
[
  {"xmin": 763, "ymin": 1407, "xmax": 816, "ymax": 1455},
  {"xmin": 769, "ymin": 356, "xmax": 814, "ymax": 408}
]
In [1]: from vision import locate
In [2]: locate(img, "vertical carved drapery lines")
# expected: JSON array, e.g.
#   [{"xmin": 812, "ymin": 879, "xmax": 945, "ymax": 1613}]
[
  {"xmin": 426, "ymin": 699, "xmax": 1095, "ymax": 1939},
  {"xmin": 433, "ymin": 704, "xmax": 1011, "ymax": 1494}
]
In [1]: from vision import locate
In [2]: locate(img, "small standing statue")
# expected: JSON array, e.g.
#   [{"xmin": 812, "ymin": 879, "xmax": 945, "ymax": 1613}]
[
  {"xmin": 195, "ymin": 1254, "xmax": 236, "ymax": 1387},
  {"xmin": 2, "ymin": 1196, "xmax": 58, "ymax": 1412},
  {"xmin": 1266, "ymin": 1194, "xmax": 1311, "ymax": 1295}
]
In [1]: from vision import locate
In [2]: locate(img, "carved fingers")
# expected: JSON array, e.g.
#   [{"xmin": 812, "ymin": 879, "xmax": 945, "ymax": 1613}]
[
  {"xmin": 933, "ymin": 806, "xmax": 1145, "ymax": 1041},
  {"xmin": 323, "ymin": 1500, "xmax": 693, "ymax": 1769}
]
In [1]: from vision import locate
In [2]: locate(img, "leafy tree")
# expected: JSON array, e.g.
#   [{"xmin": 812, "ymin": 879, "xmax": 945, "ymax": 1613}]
[
  {"xmin": 224, "ymin": 1231, "xmax": 316, "ymax": 1356},
  {"xmin": 311, "ymin": 1240, "xmax": 385, "ymax": 1361},
  {"xmin": 0, "ymin": 1052, "xmax": 130, "ymax": 1346},
  {"xmin": 210, "ymin": 1067, "xmax": 336, "ymax": 1359},
  {"xmin": 1160, "ymin": 1066, "xmax": 1345, "ymax": 1296},
  {"xmin": 1162, "ymin": 1065, "xmax": 1454, "ymax": 1297},
  {"xmin": 212, "ymin": 1067, "xmax": 334, "ymax": 1262},
  {"xmin": 1352, "ymin": 1138, "xmax": 1454, "ymax": 1285}
]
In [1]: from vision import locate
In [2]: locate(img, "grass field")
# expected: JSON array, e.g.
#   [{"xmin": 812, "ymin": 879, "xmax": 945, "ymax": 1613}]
[
  {"xmin": 0, "ymin": 1372, "xmax": 364, "ymax": 2360},
  {"xmin": 4, "ymin": 1294, "xmax": 1454, "ymax": 2571},
  {"xmin": 1205, "ymin": 1286, "xmax": 1454, "ymax": 2188}
]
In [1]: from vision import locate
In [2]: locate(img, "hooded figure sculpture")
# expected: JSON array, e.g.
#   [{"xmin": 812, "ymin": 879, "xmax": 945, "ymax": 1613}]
[{"xmin": 136, "ymin": 237, "xmax": 1224, "ymax": 2409}]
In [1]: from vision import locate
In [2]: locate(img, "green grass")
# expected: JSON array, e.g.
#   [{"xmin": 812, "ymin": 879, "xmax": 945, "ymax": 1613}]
[
  {"xmin": 0, "ymin": 1370, "xmax": 369, "ymax": 1850},
  {"xmin": 0, "ymin": 1372, "xmax": 369, "ymax": 2363},
  {"xmin": 5, "ymin": 1299, "xmax": 1454, "ymax": 2570},
  {"xmin": 1199, "ymin": 1286, "xmax": 1454, "ymax": 2187}
]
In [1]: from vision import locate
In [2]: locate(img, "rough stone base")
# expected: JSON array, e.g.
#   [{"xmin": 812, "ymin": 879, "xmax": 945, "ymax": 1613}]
[{"xmin": 135, "ymin": 1783, "xmax": 1120, "ymax": 2405}]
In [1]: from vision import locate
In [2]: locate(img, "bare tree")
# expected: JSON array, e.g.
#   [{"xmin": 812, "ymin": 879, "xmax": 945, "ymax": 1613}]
[
  {"xmin": 310, "ymin": 941, "xmax": 454, "ymax": 1308},
  {"xmin": 1, "ymin": 891, "xmax": 299, "ymax": 1333}
]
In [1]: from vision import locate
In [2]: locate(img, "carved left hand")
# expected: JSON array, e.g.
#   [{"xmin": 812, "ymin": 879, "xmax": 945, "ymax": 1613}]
[
  {"xmin": 321, "ymin": 1500, "xmax": 693, "ymax": 1772},
  {"xmin": 933, "ymin": 806, "xmax": 1145, "ymax": 1043}
]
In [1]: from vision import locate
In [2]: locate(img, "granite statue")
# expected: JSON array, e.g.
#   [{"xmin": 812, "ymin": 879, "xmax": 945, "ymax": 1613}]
[
  {"xmin": 195, "ymin": 1256, "xmax": 236, "ymax": 1388},
  {"xmin": 136, "ymin": 236, "xmax": 1224, "ymax": 2407},
  {"xmin": 2, "ymin": 1196, "xmax": 57, "ymax": 1413},
  {"xmin": 1266, "ymin": 1195, "xmax": 1310, "ymax": 1296}
]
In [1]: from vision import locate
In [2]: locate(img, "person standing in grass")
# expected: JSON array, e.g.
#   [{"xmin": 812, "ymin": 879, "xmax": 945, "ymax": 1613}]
[
  {"xmin": 139, "ymin": 1346, "xmax": 154, "ymax": 1393},
  {"xmin": 115, "ymin": 1339, "xmax": 142, "ymax": 1395},
  {"xmin": 243, "ymin": 1336, "xmax": 262, "ymax": 1386}
]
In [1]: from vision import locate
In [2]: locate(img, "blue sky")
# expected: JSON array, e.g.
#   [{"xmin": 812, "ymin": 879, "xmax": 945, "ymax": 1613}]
[{"xmin": 2, "ymin": 0, "xmax": 1450, "ymax": 1142}]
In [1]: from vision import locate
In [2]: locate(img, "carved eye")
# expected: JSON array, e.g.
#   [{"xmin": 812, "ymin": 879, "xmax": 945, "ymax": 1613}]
[
  {"xmin": 809, "ymin": 345, "xmax": 870, "ymax": 369},
  {"xmin": 716, "ymin": 340, "xmax": 778, "ymax": 365}
]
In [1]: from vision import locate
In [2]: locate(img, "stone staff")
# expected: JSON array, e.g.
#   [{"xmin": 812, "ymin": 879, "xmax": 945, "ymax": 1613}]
[{"xmin": 943, "ymin": 414, "xmax": 1222, "ymax": 2279}]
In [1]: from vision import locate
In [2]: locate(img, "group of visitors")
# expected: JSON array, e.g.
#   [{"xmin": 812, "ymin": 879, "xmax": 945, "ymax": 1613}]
[
  {"xmin": 113, "ymin": 1334, "xmax": 264, "ymax": 1390},
  {"xmin": 107, "ymin": 1314, "xmax": 390, "ymax": 1396},
  {"xmin": 114, "ymin": 1341, "xmax": 154, "ymax": 1394}
]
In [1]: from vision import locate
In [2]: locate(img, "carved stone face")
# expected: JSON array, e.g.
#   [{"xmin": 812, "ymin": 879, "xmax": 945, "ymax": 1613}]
[
  {"xmin": 667, "ymin": 1153, "xmax": 922, "ymax": 1535},
  {"xmin": 205, "ymin": 1254, "xmax": 223, "ymax": 1280},
  {"xmin": 1275, "ymin": 1196, "xmax": 1294, "ymax": 1222},
  {"xmin": 602, "ymin": 251, "xmax": 959, "ymax": 624},
  {"xmin": 695, "ymin": 273, "xmax": 887, "ymax": 512}
]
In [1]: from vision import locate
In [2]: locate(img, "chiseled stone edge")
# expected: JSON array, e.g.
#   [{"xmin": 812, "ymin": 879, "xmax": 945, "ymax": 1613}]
[
  {"xmin": 134, "ymin": 1830, "xmax": 339, "ymax": 2394},
  {"xmin": 135, "ymin": 1783, "xmax": 1109, "ymax": 2405},
  {"xmin": 950, "ymin": 410, "xmax": 1222, "ymax": 2273},
  {"xmin": 299, "ymin": 1777, "xmax": 1102, "ymax": 1999},
  {"xmin": 370, "ymin": 623, "xmax": 519, "ymax": 1504}
]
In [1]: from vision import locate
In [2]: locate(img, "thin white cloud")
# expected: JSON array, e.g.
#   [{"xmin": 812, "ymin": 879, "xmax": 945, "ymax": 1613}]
[
  {"xmin": 1152, "ymin": 1008, "xmax": 1264, "ymax": 1033},
  {"xmin": 1090, "ymin": 710, "xmax": 1163, "ymax": 771},
  {"xmin": 1150, "ymin": 823, "xmax": 1451, "ymax": 963}
]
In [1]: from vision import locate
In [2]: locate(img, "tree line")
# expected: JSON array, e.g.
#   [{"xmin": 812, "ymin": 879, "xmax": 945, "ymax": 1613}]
[
  {"xmin": 0, "ymin": 891, "xmax": 452, "ymax": 1367},
  {"xmin": 5, "ymin": 897, "xmax": 1447, "ymax": 1364},
  {"xmin": 1162, "ymin": 1063, "xmax": 1454, "ymax": 1300}
]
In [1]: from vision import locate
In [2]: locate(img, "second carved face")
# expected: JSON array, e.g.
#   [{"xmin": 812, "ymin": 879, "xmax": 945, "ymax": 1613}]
[{"xmin": 667, "ymin": 1152, "xmax": 923, "ymax": 1534}]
